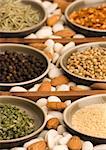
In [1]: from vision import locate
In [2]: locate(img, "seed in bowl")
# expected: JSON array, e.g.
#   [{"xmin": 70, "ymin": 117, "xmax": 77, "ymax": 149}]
[
  {"xmin": 69, "ymin": 5, "xmax": 106, "ymax": 30},
  {"xmin": 0, "ymin": 51, "xmax": 46, "ymax": 83},
  {"xmin": 71, "ymin": 104, "xmax": 106, "ymax": 138},
  {"xmin": 66, "ymin": 46, "xmax": 106, "ymax": 80},
  {"xmin": 0, "ymin": 104, "xmax": 35, "ymax": 140}
]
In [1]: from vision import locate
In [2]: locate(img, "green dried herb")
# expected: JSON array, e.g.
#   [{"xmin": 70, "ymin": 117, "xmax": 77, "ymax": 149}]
[{"xmin": 0, "ymin": 104, "xmax": 35, "ymax": 140}]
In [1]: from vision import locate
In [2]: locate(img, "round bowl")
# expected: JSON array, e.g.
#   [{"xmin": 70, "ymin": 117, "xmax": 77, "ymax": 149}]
[
  {"xmin": 0, "ymin": 96, "xmax": 46, "ymax": 149},
  {"xmin": 63, "ymin": 94, "xmax": 106, "ymax": 145},
  {"xmin": 0, "ymin": 43, "xmax": 50, "ymax": 91},
  {"xmin": 65, "ymin": 0, "xmax": 106, "ymax": 37},
  {"xmin": 60, "ymin": 42, "xmax": 106, "ymax": 85},
  {"xmin": 0, "ymin": 0, "xmax": 47, "ymax": 37}
]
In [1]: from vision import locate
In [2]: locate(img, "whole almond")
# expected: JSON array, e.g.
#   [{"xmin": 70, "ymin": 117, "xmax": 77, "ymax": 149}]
[
  {"xmin": 27, "ymin": 141, "xmax": 46, "ymax": 150},
  {"xmin": 54, "ymin": 0, "xmax": 70, "ymax": 13},
  {"xmin": 29, "ymin": 43, "xmax": 46, "ymax": 50},
  {"xmin": 67, "ymin": 136, "xmax": 82, "ymax": 150},
  {"xmin": 46, "ymin": 118, "xmax": 60, "ymax": 129},
  {"xmin": 51, "ymin": 75, "xmax": 69, "ymax": 86},
  {"xmin": 71, "ymin": 86, "xmax": 85, "ymax": 91},
  {"xmin": 47, "ymin": 14, "xmax": 61, "ymax": 26},
  {"xmin": 54, "ymin": 28, "xmax": 75, "ymax": 38},
  {"xmin": 90, "ymin": 83, "xmax": 106, "ymax": 90},
  {"xmin": 47, "ymin": 102, "xmax": 67, "ymax": 111},
  {"xmin": 38, "ymin": 81, "xmax": 51, "ymax": 92}
]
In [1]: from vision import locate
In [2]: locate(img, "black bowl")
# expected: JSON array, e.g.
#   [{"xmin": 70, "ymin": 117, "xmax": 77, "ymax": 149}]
[{"xmin": 65, "ymin": 0, "xmax": 106, "ymax": 37}]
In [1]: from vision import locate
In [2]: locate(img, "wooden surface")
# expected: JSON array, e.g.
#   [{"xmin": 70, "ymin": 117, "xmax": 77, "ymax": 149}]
[
  {"xmin": 0, "ymin": 90, "xmax": 106, "ymax": 101},
  {"xmin": 0, "ymin": 37, "xmax": 106, "ymax": 45}
]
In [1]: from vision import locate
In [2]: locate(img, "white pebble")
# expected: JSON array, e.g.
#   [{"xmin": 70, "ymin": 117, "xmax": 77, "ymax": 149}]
[
  {"xmin": 94, "ymin": 144, "xmax": 106, "ymax": 150},
  {"xmin": 46, "ymin": 129, "xmax": 58, "ymax": 149},
  {"xmin": 77, "ymin": 85, "xmax": 91, "ymax": 90},
  {"xmin": 53, "ymin": 22, "xmax": 64, "ymax": 33},
  {"xmin": 68, "ymin": 82, "xmax": 76, "ymax": 88},
  {"xmin": 82, "ymin": 141, "xmax": 93, "ymax": 150},
  {"xmin": 53, "ymin": 145, "xmax": 68, "ymax": 150},
  {"xmin": 42, "ymin": 1, "xmax": 52, "ymax": 9},
  {"xmin": 48, "ymin": 67, "xmax": 63, "ymax": 79},
  {"xmin": 54, "ymin": 135, "xmax": 63, "ymax": 145},
  {"xmin": 11, "ymin": 148, "xmax": 26, "ymax": 150},
  {"xmin": 58, "ymin": 134, "xmax": 72, "ymax": 145},
  {"xmin": 49, "ymin": 111, "xmax": 63, "ymax": 123},
  {"xmin": 73, "ymin": 34, "xmax": 85, "ymax": 38},
  {"xmin": 48, "ymin": 96, "xmax": 61, "ymax": 102},
  {"xmin": 10, "ymin": 86, "xmax": 27, "ymax": 92},
  {"xmin": 24, "ymin": 138, "xmax": 43, "ymax": 148},
  {"xmin": 38, "ymin": 130, "xmax": 48, "ymax": 139},
  {"xmin": 45, "ymin": 39, "xmax": 55, "ymax": 48},
  {"xmin": 29, "ymin": 83, "xmax": 41, "ymax": 92},
  {"xmin": 36, "ymin": 98, "xmax": 47, "ymax": 107},
  {"xmin": 60, "ymin": 42, "xmax": 75, "ymax": 55},
  {"xmin": 53, "ymin": 53, "xmax": 60, "ymax": 63},
  {"xmin": 57, "ymin": 84, "xmax": 70, "ymax": 91},
  {"xmin": 43, "ymin": 78, "xmax": 51, "ymax": 82},
  {"xmin": 46, "ymin": 114, "xmax": 55, "ymax": 121},
  {"xmin": 25, "ymin": 33, "xmax": 37, "ymax": 39},
  {"xmin": 54, "ymin": 43, "xmax": 64, "ymax": 54},
  {"xmin": 36, "ymin": 27, "xmax": 53, "ymax": 38},
  {"xmin": 53, "ymin": 9, "xmax": 62, "ymax": 15},
  {"xmin": 65, "ymin": 100, "xmax": 71, "ymax": 106},
  {"xmin": 47, "ymin": 3, "xmax": 58, "ymax": 15},
  {"xmin": 57, "ymin": 125, "xmax": 66, "ymax": 135},
  {"xmin": 63, "ymin": 132, "xmax": 70, "ymax": 136},
  {"xmin": 51, "ymin": 86, "xmax": 56, "ymax": 91},
  {"xmin": 50, "ymin": 63, "xmax": 56, "ymax": 70}
]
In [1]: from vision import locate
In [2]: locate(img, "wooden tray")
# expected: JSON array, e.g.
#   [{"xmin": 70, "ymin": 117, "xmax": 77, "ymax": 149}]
[{"xmin": 0, "ymin": 90, "xmax": 106, "ymax": 101}]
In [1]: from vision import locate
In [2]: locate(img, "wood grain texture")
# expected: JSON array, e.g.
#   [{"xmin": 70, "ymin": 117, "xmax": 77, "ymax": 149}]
[
  {"xmin": 0, "ymin": 91, "xmax": 106, "ymax": 101},
  {"xmin": 0, "ymin": 37, "xmax": 106, "ymax": 45}
]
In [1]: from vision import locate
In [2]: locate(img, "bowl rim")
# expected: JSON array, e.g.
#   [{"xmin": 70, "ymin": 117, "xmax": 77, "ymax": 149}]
[
  {"xmin": 60, "ymin": 41, "xmax": 106, "ymax": 83},
  {"xmin": 0, "ymin": 0, "xmax": 47, "ymax": 34},
  {"xmin": 0, "ymin": 95, "xmax": 47, "ymax": 143},
  {"xmin": 0, "ymin": 43, "xmax": 50, "ymax": 86},
  {"xmin": 63, "ymin": 94, "xmax": 106, "ymax": 140},
  {"xmin": 65, "ymin": 0, "xmax": 106, "ymax": 33}
]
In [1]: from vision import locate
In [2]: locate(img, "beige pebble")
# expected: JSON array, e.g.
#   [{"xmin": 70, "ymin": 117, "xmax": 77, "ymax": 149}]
[
  {"xmin": 82, "ymin": 141, "xmax": 93, "ymax": 150},
  {"xmin": 54, "ymin": 42, "xmax": 64, "ymax": 54},
  {"xmin": 10, "ymin": 86, "xmax": 27, "ymax": 92},
  {"xmin": 57, "ymin": 84, "xmax": 70, "ymax": 91},
  {"xmin": 48, "ymin": 96, "xmax": 61, "ymax": 102},
  {"xmin": 53, "ymin": 22, "xmax": 64, "ymax": 32}
]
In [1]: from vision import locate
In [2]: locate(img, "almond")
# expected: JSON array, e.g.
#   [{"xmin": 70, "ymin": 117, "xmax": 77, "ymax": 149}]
[
  {"xmin": 67, "ymin": 136, "xmax": 82, "ymax": 150},
  {"xmin": 38, "ymin": 81, "xmax": 51, "ymax": 92},
  {"xmin": 51, "ymin": 75, "xmax": 69, "ymax": 86},
  {"xmin": 53, "ymin": 0, "xmax": 70, "ymax": 13},
  {"xmin": 54, "ymin": 28, "xmax": 75, "ymax": 38},
  {"xmin": 46, "ymin": 118, "xmax": 60, "ymax": 129},
  {"xmin": 47, "ymin": 102, "xmax": 67, "ymax": 111},
  {"xmin": 27, "ymin": 141, "xmax": 46, "ymax": 150},
  {"xmin": 47, "ymin": 14, "xmax": 61, "ymax": 26},
  {"xmin": 71, "ymin": 86, "xmax": 85, "ymax": 91},
  {"xmin": 29, "ymin": 43, "xmax": 46, "ymax": 50},
  {"xmin": 90, "ymin": 83, "xmax": 106, "ymax": 90},
  {"xmin": 44, "ymin": 51, "xmax": 53, "ymax": 60}
]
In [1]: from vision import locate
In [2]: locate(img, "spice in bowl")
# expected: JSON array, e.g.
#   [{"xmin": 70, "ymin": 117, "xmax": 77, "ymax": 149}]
[
  {"xmin": 69, "ymin": 5, "xmax": 106, "ymax": 30},
  {"xmin": 71, "ymin": 104, "xmax": 106, "ymax": 138},
  {"xmin": 66, "ymin": 46, "xmax": 106, "ymax": 80},
  {"xmin": 0, "ymin": 104, "xmax": 35, "ymax": 140},
  {"xmin": 0, "ymin": 51, "xmax": 46, "ymax": 83}
]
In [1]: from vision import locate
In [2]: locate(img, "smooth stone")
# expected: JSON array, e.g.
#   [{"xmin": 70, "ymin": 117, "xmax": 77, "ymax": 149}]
[
  {"xmin": 36, "ymin": 98, "xmax": 47, "ymax": 107},
  {"xmin": 82, "ymin": 141, "xmax": 93, "ymax": 150},
  {"xmin": 10, "ymin": 86, "xmax": 27, "ymax": 92},
  {"xmin": 53, "ymin": 145, "xmax": 68, "ymax": 150},
  {"xmin": 48, "ymin": 96, "xmax": 61, "ymax": 102}
]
